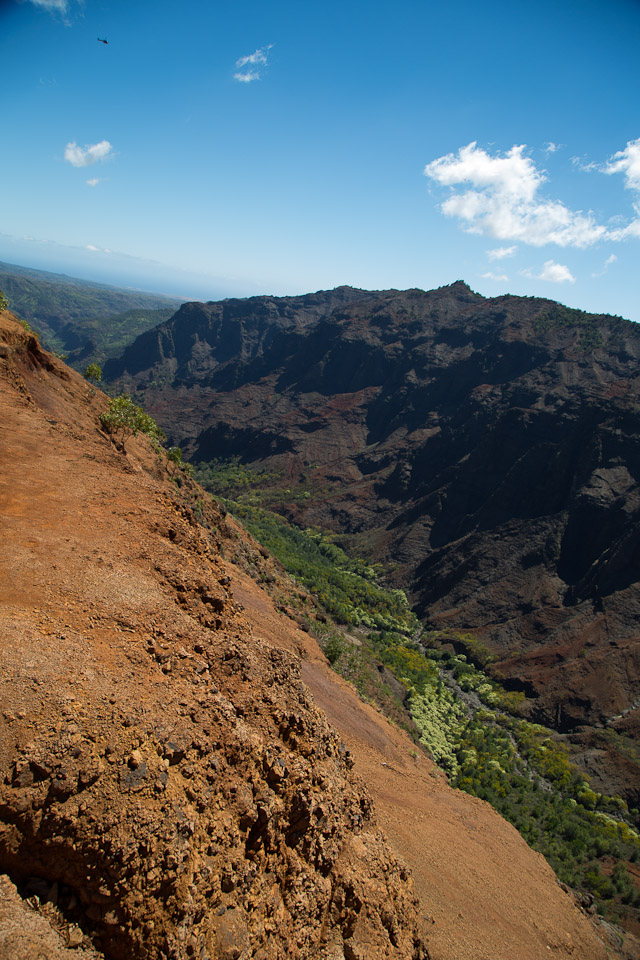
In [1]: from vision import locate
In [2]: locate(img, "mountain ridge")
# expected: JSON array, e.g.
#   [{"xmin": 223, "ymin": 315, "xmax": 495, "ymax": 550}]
[{"xmin": 0, "ymin": 260, "xmax": 181, "ymax": 367}]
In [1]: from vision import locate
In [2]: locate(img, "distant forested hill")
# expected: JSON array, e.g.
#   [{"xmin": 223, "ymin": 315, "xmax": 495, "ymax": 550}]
[{"xmin": 0, "ymin": 260, "xmax": 181, "ymax": 367}]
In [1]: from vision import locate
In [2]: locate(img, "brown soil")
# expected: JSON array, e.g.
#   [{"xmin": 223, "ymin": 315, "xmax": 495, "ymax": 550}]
[{"xmin": 0, "ymin": 311, "xmax": 633, "ymax": 959}]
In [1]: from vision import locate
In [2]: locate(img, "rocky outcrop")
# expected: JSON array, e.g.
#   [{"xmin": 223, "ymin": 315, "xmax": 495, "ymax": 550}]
[
  {"xmin": 0, "ymin": 640, "xmax": 424, "ymax": 960},
  {"xmin": 104, "ymin": 284, "xmax": 640, "ymax": 799},
  {"xmin": 0, "ymin": 874, "xmax": 103, "ymax": 960}
]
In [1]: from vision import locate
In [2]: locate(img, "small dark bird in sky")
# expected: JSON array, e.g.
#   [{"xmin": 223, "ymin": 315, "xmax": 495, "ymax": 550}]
[{"xmin": 97, "ymin": 37, "xmax": 108, "ymax": 44}]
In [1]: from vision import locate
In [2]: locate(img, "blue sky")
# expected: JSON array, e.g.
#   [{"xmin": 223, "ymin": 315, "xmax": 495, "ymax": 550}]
[{"xmin": 2, "ymin": 0, "xmax": 639, "ymax": 320}]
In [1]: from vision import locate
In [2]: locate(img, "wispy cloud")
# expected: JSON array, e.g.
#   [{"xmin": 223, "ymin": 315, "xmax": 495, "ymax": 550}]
[
  {"xmin": 522, "ymin": 260, "xmax": 575, "ymax": 284},
  {"xmin": 234, "ymin": 44, "xmax": 273, "ymax": 83},
  {"xmin": 234, "ymin": 70, "xmax": 261, "ymax": 84},
  {"xmin": 236, "ymin": 44, "xmax": 273, "ymax": 68},
  {"xmin": 64, "ymin": 140, "xmax": 113, "ymax": 168},
  {"xmin": 27, "ymin": 0, "xmax": 69, "ymax": 11},
  {"xmin": 424, "ymin": 142, "xmax": 606, "ymax": 248},
  {"xmin": 481, "ymin": 271, "xmax": 509, "ymax": 281},
  {"xmin": 544, "ymin": 142, "xmax": 562, "ymax": 154},
  {"xmin": 86, "ymin": 178, "xmax": 101, "ymax": 187},
  {"xmin": 592, "ymin": 253, "xmax": 617, "ymax": 277},
  {"xmin": 487, "ymin": 245, "xmax": 517, "ymax": 261},
  {"xmin": 27, "ymin": 0, "xmax": 82, "ymax": 22}
]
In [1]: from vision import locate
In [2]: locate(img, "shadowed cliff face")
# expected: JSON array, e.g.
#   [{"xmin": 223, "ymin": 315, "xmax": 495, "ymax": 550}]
[{"xmin": 106, "ymin": 283, "xmax": 640, "ymax": 798}]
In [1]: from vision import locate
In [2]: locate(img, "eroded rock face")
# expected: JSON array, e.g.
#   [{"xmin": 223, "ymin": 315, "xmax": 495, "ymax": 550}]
[
  {"xmin": 0, "ymin": 311, "xmax": 428, "ymax": 960},
  {"xmin": 0, "ymin": 874, "xmax": 103, "ymax": 960},
  {"xmin": 104, "ymin": 284, "xmax": 640, "ymax": 798},
  {"xmin": 0, "ymin": 643, "xmax": 425, "ymax": 960}
]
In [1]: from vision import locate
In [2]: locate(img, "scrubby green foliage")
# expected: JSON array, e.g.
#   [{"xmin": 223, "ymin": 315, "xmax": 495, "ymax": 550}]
[
  {"xmin": 401, "ymin": 643, "xmax": 640, "ymax": 923},
  {"xmin": 194, "ymin": 456, "xmax": 341, "ymax": 509},
  {"xmin": 410, "ymin": 684, "xmax": 467, "ymax": 772},
  {"xmin": 17, "ymin": 317, "xmax": 39, "ymax": 340},
  {"xmin": 426, "ymin": 629, "xmax": 495, "ymax": 668},
  {"xmin": 194, "ymin": 457, "xmax": 280, "ymax": 498},
  {"xmin": 451, "ymin": 708, "xmax": 640, "ymax": 916},
  {"xmin": 84, "ymin": 362, "xmax": 102, "ymax": 384},
  {"xmin": 168, "ymin": 446, "xmax": 184, "ymax": 465},
  {"xmin": 532, "ymin": 304, "xmax": 609, "ymax": 352},
  {"xmin": 0, "ymin": 290, "xmax": 8, "ymax": 311},
  {"xmin": 99, "ymin": 395, "xmax": 166, "ymax": 450},
  {"xmin": 227, "ymin": 503, "xmax": 416, "ymax": 633},
  {"xmin": 167, "ymin": 446, "xmax": 194, "ymax": 477}
]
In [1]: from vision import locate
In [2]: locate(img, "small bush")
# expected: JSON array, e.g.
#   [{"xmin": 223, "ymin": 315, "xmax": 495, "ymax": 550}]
[
  {"xmin": 84, "ymin": 363, "xmax": 103, "ymax": 384},
  {"xmin": 18, "ymin": 318, "xmax": 39, "ymax": 340},
  {"xmin": 325, "ymin": 634, "xmax": 345, "ymax": 665},
  {"xmin": 99, "ymin": 395, "xmax": 165, "ymax": 451}
]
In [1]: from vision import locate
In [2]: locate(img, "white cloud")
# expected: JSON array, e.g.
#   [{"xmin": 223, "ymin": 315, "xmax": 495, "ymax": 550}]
[
  {"xmin": 539, "ymin": 260, "xmax": 575, "ymax": 283},
  {"xmin": 236, "ymin": 44, "xmax": 273, "ymax": 68},
  {"xmin": 604, "ymin": 137, "xmax": 640, "ymax": 192},
  {"xmin": 234, "ymin": 44, "xmax": 273, "ymax": 82},
  {"xmin": 27, "ymin": 0, "xmax": 68, "ymax": 11},
  {"xmin": 86, "ymin": 244, "xmax": 99, "ymax": 252},
  {"xmin": 234, "ymin": 70, "xmax": 261, "ymax": 84},
  {"xmin": 487, "ymin": 245, "xmax": 517, "ymax": 260},
  {"xmin": 522, "ymin": 260, "xmax": 575, "ymax": 284},
  {"xmin": 544, "ymin": 142, "xmax": 561, "ymax": 154},
  {"xmin": 86, "ymin": 178, "xmax": 101, "ymax": 187},
  {"xmin": 481, "ymin": 272, "xmax": 509, "ymax": 281},
  {"xmin": 65, "ymin": 140, "xmax": 113, "ymax": 168},
  {"xmin": 424, "ymin": 142, "xmax": 607, "ymax": 248}
]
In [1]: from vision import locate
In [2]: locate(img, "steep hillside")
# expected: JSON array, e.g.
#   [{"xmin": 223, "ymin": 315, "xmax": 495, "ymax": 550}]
[
  {"xmin": 0, "ymin": 309, "xmax": 623, "ymax": 959},
  {"xmin": 104, "ymin": 283, "xmax": 640, "ymax": 802},
  {"xmin": 0, "ymin": 261, "xmax": 180, "ymax": 364}
]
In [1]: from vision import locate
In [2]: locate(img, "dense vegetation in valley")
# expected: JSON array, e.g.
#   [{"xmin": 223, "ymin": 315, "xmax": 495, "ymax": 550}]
[
  {"xmin": 60, "ymin": 306, "xmax": 179, "ymax": 368},
  {"xmin": 0, "ymin": 261, "xmax": 179, "ymax": 364},
  {"xmin": 195, "ymin": 457, "xmax": 640, "ymax": 931}
]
